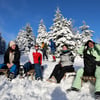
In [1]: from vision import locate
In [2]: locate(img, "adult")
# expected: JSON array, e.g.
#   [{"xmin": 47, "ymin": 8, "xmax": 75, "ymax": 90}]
[
  {"xmin": 67, "ymin": 40, "xmax": 100, "ymax": 97},
  {"xmin": 47, "ymin": 44, "xmax": 75, "ymax": 83},
  {"xmin": 0, "ymin": 41, "xmax": 20, "ymax": 80},
  {"xmin": 41, "ymin": 42, "xmax": 48, "ymax": 60},
  {"xmin": 49, "ymin": 39, "xmax": 56, "ymax": 62},
  {"xmin": 28, "ymin": 44, "xmax": 43, "ymax": 80}
]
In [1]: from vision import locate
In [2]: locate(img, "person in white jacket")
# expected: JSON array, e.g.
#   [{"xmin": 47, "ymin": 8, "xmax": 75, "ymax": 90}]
[{"xmin": 23, "ymin": 44, "xmax": 43, "ymax": 80}]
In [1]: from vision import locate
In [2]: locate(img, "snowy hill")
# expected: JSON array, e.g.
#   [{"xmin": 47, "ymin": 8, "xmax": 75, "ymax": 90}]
[{"xmin": 0, "ymin": 55, "xmax": 96, "ymax": 100}]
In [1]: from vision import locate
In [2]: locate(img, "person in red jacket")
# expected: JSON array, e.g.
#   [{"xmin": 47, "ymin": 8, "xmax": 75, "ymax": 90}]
[{"xmin": 29, "ymin": 44, "xmax": 43, "ymax": 80}]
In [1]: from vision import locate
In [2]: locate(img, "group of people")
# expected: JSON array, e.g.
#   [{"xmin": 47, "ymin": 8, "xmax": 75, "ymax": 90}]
[
  {"xmin": 41, "ymin": 39, "xmax": 56, "ymax": 62},
  {"xmin": 0, "ymin": 39, "xmax": 56, "ymax": 81},
  {"xmin": 0, "ymin": 39, "xmax": 100, "ymax": 97}
]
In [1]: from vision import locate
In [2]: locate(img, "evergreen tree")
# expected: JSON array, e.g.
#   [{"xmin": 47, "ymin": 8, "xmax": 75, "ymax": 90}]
[
  {"xmin": 16, "ymin": 24, "xmax": 35, "ymax": 54},
  {"xmin": 48, "ymin": 7, "xmax": 76, "ymax": 55},
  {"xmin": 35, "ymin": 8, "xmax": 93, "ymax": 57},
  {"xmin": 0, "ymin": 33, "xmax": 6, "ymax": 54},
  {"xmin": 74, "ymin": 21, "xmax": 93, "ymax": 54},
  {"xmin": 80, "ymin": 21, "xmax": 93, "ymax": 44},
  {"xmin": 36, "ymin": 19, "xmax": 48, "ymax": 46}
]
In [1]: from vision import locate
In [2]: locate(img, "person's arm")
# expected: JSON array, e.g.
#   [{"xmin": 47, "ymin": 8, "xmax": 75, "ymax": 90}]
[
  {"xmin": 95, "ymin": 44, "xmax": 100, "ymax": 53},
  {"xmin": 7, "ymin": 63, "xmax": 13, "ymax": 68},
  {"xmin": 77, "ymin": 46, "xmax": 85, "ymax": 55},
  {"xmin": 4, "ymin": 51, "xmax": 9, "ymax": 64}
]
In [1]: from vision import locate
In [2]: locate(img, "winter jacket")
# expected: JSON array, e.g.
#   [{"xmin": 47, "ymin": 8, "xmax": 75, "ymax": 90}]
[
  {"xmin": 78, "ymin": 44, "xmax": 100, "ymax": 76},
  {"xmin": 41, "ymin": 43, "xmax": 48, "ymax": 52},
  {"xmin": 41, "ymin": 43, "xmax": 45, "ymax": 49},
  {"xmin": 4, "ymin": 47, "xmax": 20, "ymax": 67},
  {"xmin": 72, "ymin": 44, "xmax": 100, "ymax": 92},
  {"xmin": 60, "ymin": 50, "xmax": 74, "ymax": 67},
  {"xmin": 29, "ymin": 49, "xmax": 42, "ymax": 65},
  {"xmin": 78, "ymin": 44, "xmax": 100, "ymax": 62},
  {"xmin": 49, "ymin": 40, "xmax": 56, "ymax": 51}
]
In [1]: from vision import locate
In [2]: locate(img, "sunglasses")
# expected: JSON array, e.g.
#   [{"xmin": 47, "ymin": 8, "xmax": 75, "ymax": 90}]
[{"xmin": 35, "ymin": 46, "xmax": 39, "ymax": 47}]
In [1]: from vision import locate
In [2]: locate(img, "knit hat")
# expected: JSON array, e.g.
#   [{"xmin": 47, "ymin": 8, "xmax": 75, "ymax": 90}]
[
  {"xmin": 84, "ymin": 40, "xmax": 95, "ymax": 47},
  {"xmin": 9, "ymin": 41, "xmax": 16, "ymax": 47},
  {"xmin": 61, "ymin": 44, "xmax": 68, "ymax": 48}
]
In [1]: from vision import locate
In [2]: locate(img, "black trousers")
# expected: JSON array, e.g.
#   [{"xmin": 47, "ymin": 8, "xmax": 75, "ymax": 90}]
[
  {"xmin": 49, "ymin": 64, "xmax": 74, "ymax": 83},
  {"xmin": 42, "ymin": 49, "xmax": 48, "ymax": 60}
]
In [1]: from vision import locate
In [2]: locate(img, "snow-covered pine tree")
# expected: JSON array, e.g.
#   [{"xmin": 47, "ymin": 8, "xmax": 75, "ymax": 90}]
[
  {"xmin": 16, "ymin": 24, "xmax": 35, "ymax": 54},
  {"xmin": 36, "ymin": 19, "xmax": 48, "ymax": 46},
  {"xmin": 0, "ymin": 33, "xmax": 6, "ymax": 54},
  {"xmin": 74, "ymin": 30, "xmax": 82, "ymax": 51},
  {"xmin": 48, "ymin": 7, "xmax": 76, "ymax": 55},
  {"xmin": 74, "ymin": 21, "xmax": 93, "ymax": 55},
  {"xmin": 80, "ymin": 21, "xmax": 93, "ymax": 44}
]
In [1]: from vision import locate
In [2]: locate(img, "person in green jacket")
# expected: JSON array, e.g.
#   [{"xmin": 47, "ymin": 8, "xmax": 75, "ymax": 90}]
[{"xmin": 67, "ymin": 40, "xmax": 100, "ymax": 97}]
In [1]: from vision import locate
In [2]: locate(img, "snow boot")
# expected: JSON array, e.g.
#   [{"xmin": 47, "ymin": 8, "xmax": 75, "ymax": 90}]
[
  {"xmin": 36, "ymin": 77, "xmax": 43, "ymax": 81},
  {"xmin": 8, "ymin": 72, "xmax": 15, "ymax": 81},
  {"xmin": 95, "ymin": 92, "xmax": 100, "ymax": 99},
  {"xmin": 66, "ymin": 87, "xmax": 80, "ymax": 93}
]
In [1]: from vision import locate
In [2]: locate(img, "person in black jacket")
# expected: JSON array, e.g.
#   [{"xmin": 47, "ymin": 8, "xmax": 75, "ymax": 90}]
[{"xmin": 0, "ymin": 41, "xmax": 20, "ymax": 79}]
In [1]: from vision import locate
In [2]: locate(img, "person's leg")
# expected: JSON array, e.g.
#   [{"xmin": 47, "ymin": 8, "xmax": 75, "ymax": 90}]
[
  {"xmin": 7, "ymin": 64, "xmax": 18, "ymax": 80},
  {"xmin": 10, "ymin": 64, "xmax": 17, "ymax": 76},
  {"xmin": 44, "ymin": 51, "xmax": 48, "ymax": 60},
  {"xmin": 56, "ymin": 66, "xmax": 74, "ymax": 83},
  {"xmin": 23, "ymin": 62, "xmax": 32, "ymax": 73},
  {"xmin": 46, "ymin": 54, "xmax": 48, "ymax": 60},
  {"xmin": 49, "ymin": 64, "xmax": 61, "ymax": 79},
  {"xmin": 34, "ymin": 64, "xmax": 42, "ymax": 80},
  {"xmin": 95, "ymin": 66, "xmax": 100, "ymax": 93},
  {"xmin": 56, "ymin": 68, "xmax": 64, "ymax": 83},
  {"xmin": 0, "ymin": 64, "xmax": 7, "ymax": 69},
  {"xmin": 52, "ymin": 55, "xmax": 56, "ymax": 61},
  {"xmin": 43, "ymin": 52, "xmax": 45, "ymax": 60},
  {"xmin": 72, "ymin": 68, "xmax": 84, "ymax": 90},
  {"xmin": 66, "ymin": 65, "xmax": 75, "ymax": 72},
  {"xmin": 51, "ymin": 50, "xmax": 56, "ymax": 61}
]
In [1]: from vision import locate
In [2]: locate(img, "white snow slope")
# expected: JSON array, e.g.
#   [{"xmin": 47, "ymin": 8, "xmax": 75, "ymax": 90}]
[{"xmin": 0, "ymin": 55, "xmax": 96, "ymax": 100}]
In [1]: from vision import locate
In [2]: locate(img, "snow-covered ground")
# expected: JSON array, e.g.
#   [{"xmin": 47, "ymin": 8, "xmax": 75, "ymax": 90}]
[{"xmin": 0, "ymin": 55, "xmax": 96, "ymax": 100}]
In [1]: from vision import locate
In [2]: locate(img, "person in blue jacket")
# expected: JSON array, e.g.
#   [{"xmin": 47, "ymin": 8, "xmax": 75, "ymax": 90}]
[{"xmin": 49, "ymin": 39, "xmax": 56, "ymax": 61}]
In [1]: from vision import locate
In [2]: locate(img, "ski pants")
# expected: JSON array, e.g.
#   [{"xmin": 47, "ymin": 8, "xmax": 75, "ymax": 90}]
[
  {"xmin": 49, "ymin": 64, "xmax": 74, "ymax": 83},
  {"xmin": 43, "ymin": 50, "xmax": 48, "ymax": 60},
  {"xmin": 72, "ymin": 66, "xmax": 100, "ymax": 92}
]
